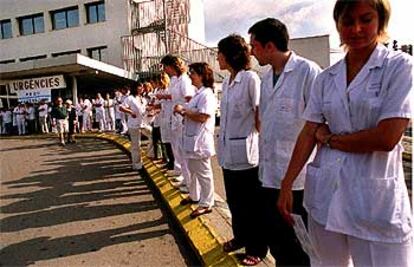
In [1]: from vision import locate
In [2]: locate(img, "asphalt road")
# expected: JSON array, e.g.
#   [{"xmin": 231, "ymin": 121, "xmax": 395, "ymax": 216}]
[{"xmin": 0, "ymin": 138, "xmax": 199, "ymax": 267}]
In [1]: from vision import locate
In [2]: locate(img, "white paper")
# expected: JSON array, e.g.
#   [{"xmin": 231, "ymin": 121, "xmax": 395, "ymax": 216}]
[{"xmin": 291, "ymin": 214, "xmax": 320, "ymax": 262}]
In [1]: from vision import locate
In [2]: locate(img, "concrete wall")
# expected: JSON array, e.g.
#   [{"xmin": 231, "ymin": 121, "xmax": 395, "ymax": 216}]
[
  {"xmin": 290, "ymin": 35, "xmax": 330, "ymax": 69},
  {"xmin": 0, "ymin": 0, "xmax": 129, "ymax": 68}
]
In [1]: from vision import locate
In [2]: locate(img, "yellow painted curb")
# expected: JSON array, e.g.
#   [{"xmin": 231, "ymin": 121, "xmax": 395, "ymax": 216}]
[{"xmin": 80, "ymin": 133, "xmax": 240, "ymax": 267}]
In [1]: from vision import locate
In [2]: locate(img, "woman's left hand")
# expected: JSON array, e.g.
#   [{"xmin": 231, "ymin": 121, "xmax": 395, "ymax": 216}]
[{"xmin": 315, "ymin": 124, "xmax": 331, "ymax": 144}]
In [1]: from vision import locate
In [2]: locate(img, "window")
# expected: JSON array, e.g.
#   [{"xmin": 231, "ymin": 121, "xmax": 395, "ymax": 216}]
[
  {"xmin": 0, "ymin": 59, "xmax": 15, "ymax": 64},
  {"xmin": 52, "ymin": 49, "xmax": 81, "ymax": 57},
  {"xmin": 18, "ymin": 14, "xmax": 44, "ymax": 35},
  {"xmin": 51, "ymin": 7, "xmax": 79, "ymax": 30},
  {"xmin": 86, "ymin": 1, "xmax": 105, "ymax": 24},
  {"xmin": 0, "ymin": 19, "xmax": 12, "ymax": 39},
  {"xmin": 20, "ymin": 54, "xmax": 47, "ymax": 62},
  {"xmin": 87, "ymin": 46, "xmax": 107, "ymax": 61}
]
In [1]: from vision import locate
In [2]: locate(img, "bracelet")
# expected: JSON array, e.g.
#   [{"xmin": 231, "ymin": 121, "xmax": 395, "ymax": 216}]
[{"xmin": 325, "ymin": 134, "xmax": 335, "ymax": 148}]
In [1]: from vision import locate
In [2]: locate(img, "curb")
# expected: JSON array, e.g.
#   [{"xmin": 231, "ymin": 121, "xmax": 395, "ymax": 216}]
[{"xmin": 79, "ymin": 133, "xmax": 241, "ymax": 267}]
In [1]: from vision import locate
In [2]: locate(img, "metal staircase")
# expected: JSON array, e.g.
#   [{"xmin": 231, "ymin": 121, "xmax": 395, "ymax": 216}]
[{"xmin": 122, "ymin": 0, "xmax": 225, "ymax": 80}]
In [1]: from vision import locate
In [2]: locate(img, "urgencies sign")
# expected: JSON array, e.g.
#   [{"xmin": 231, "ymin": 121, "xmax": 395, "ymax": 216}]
[{"xmin": 9, "ymin": 75, "xmax": 66, "ymax": 93}]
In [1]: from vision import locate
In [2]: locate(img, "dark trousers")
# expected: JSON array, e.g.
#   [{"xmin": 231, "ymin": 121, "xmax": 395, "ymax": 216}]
[
  {"xmin": 164, "ymin": 142, "xmax": 174, "ymax": 170},
  {"xmin": 260, "ymin": 187, "xmax": 309, "ymax": 266},
  {"xmin": 27, "ymin": 119, "xmax": 36, "ymax": 134},
  {"xmin": 152, "ymin": 126, "xmax": 163, "ymax": 159},
  {"xmin": 223, "ymin": 167, "xmax": 267, "ymax": 258}
]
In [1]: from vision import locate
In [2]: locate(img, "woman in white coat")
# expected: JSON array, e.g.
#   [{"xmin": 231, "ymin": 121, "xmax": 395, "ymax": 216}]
[
  {"xmin": 216, "ymin": 34, "xmax": 266, "ymax": 265},
  {"xmin": 120, "ymin": 84, "xmax": 146, "ymax": 170},
  {"xmin": 174, "ymin": 62, "xmax": 217, "ymax": 218},
  {"xmin": 278, "ymin": 0, "xmax": 413, "ymax": 266}
]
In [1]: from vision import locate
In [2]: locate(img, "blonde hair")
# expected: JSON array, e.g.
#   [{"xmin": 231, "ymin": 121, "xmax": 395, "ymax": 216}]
[{"xmin": 334, "ymin": 0, "xmax": 391, "ymax": 43}]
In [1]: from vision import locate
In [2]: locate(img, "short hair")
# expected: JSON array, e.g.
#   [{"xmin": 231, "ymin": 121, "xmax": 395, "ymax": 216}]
[
  {"xmin": 189, "ymin": 62, "xmax": 215, "ymax": 90},
  {"xmin": 160, "ymin": 54, "xmax": 187, "ymax": 75},
  {"xmin": 218, "ymin": 34, "xmax": 251, "ymax": 72},
  {"xmin": 333, "ymin": 0, "xmax": 390, "ymax": 43},
  {"xmin": 248, "ymin": 18, "xmax": 289, "ymax": 52}
]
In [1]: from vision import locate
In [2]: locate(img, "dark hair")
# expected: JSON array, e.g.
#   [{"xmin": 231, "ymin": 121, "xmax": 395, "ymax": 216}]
[
  {"xmin": 333, "ymin": 0, "xmax": 390, "ymax": 43},
  {"xmin": 248, "ymin": 18, "xmax": 289, "ymax": 52},
  {"xmin": 160, "ymin": 54, "xmax": 187, "ymax": 75},
  {"xmin": 218, "ymin": 34, "xmax": 250, "ymax": 72},
  {"xmin": 189, "ymin": 62, "xmax": 215, "ymax": 90}
]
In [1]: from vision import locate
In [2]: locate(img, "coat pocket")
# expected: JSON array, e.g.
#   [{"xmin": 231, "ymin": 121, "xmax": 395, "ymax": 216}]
[
  {"xmin": 183, "ymin": 135, "xmax": 197, "ymax": 153},
  {"xmin": 229, "ymin": 137, "xmax": 249, "ymax": 164}
]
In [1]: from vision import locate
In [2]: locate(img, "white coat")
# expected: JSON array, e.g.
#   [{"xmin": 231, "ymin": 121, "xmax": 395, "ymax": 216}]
[
  {"xmin": 182, "ymin": 86, "xmax": 217, "ymax": 159},
  {"xmin": 259, "ymin": 52, "xmax": 321, "ymax": 189},
  {"xmin": 303, "ymin": 44, "xmax": 413, "ymax": 243},
  {"xmin": 217, "ymin": 70, "xmax": 261, "ymax": 170},
  {"xmin": 169, "ymin": 74, "xmax": 195, "ymax": 131}
]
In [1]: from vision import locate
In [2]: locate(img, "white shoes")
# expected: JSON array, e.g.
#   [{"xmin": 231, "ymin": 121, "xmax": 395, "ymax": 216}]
[
  {"xmin": 132, "ymin": 163, "xmax": 143, "ymax": 170},
  {"xmin": 167, "ymin": 170, "xmax": 182, "ymax": 177}
]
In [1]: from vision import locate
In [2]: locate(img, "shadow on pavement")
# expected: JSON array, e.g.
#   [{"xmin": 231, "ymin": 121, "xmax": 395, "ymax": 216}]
[
  {"xmin": 0, "ymin": 139, "xmax": 182, "ymax": 265},
  {"xmin": 0, "ymin": 219, "xmax": 168, "ymax": 266}
]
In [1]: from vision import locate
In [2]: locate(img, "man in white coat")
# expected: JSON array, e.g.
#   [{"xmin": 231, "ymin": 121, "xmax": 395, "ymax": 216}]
[
  {"xmin": 94, "ymin": 93, "xmax": 106, "ymax": 132},
  {"xmin": 160, "ymin": 55, "xmax": 195, "ymax": 193},
  {"xmin": 248, "ymin": 18, "xmax": 321, "ymax": 266}
]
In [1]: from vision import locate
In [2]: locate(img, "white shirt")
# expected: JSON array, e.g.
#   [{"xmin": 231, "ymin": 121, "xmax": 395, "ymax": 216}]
[
  {"xmin": 152, "ymin": 88, "xmax": 162, "ymax": 127},
  {"xmin": 38, "ymin": 104, "xmax": 48, "ymax": 117},
  {"xmin": 122, "ymin": 95, "xmax": 145, "ymax": 129},
  {"xmin": 259, "ymin": 52, "xmax": 321, "ymax": 189},
  {"xmin": 303, "ymin": 44, "xmax": 413, "ymax": 243},
  {"xmin": 2, "ymin": 111, "xmax": 12, "ymax": 123},
  {"xmin": 95, "ymin": 97, "xmax": 105, "ymax": 113},
  {"xmin": 27, "ymin": 106, "xmax": 35, "ymax": 120},
  {"xmin": 169, "ymin": 74, "xmax": 195, "ymax": 130},
  {"xmin": 83, "ymin": 99, "xmax": 92, "ymax": 114},
  {"xmin": 218, "ymin": 70, "xmax": 260, "ymax": 170},
  {"xmin": 160, "ymin": 88, "xmax": 173, "ymax": 143},
  {"xmin": 182, "ymin": 86, "xmax": 217, "ymax": 159}
]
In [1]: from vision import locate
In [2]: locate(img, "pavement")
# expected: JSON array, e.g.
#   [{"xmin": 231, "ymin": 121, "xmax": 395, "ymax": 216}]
[
  {"xmin": 0, "ymin": 137, "xmax": 199, "ymax": 266},
  {"xmin": 78, "ymin": 132, "xmax": 275, "ymax": 267}
]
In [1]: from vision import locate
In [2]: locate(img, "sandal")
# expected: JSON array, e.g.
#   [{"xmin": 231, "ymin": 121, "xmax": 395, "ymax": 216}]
[
  {"xmin": 240, "ymin": 255, "xmax": 263, "ymax": 266},
  {"xmin": 180, "ymin": 197, "xmax": 199, "ymax": 206},
  {"xmin": 190, "ymin": 207, "xmax": 212, "ymax": 218},
  {"xmin": 223, "ymin": 239, "xmax": 244, "ymax": 252}
]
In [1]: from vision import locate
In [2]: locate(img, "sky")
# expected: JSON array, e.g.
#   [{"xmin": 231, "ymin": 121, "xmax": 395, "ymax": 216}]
[{"xmin": 202, "ymin": 0, "xmax": 414, "ymax": 49}]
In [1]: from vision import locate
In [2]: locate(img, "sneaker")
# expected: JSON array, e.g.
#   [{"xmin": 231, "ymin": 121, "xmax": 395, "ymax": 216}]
[
  {"xmin": 171, "ymin": 175, "xmax": 184, "ymax": 183},
  {"xmin": 167, "ymin": 170, "xmax": 181, "ymax": 177},
  {"xmin": 132, "ymin": 163, "xmax": 143, "ymax": 170},
  {"xmin": 178, "ymin": 185, "xmax": 189, "ymax": 193}
]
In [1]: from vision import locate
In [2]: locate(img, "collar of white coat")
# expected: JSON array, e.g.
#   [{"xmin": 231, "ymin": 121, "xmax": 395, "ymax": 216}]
[
  {"xmin": 194, "ymin": 86, "xmax": 211, "ymax": 96},
  {"xmin": 328, "ymin": 44, "xmax": 388, "ymax": 76},
  {"xmin": 228, "ymin": 69, "xmax": 246, "ymax": 87},
  {"xmin": 264, "ymin": 51, "xmax": 299, "ymax": 78}
]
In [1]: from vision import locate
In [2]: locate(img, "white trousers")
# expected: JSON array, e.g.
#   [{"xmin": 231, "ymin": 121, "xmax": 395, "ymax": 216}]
[
  {"xmin": 187, "ymin": 158, "xmax": 214, "ymax": 208},
  {"xmin": 170, "ymin": 125, "xmax": 190, "ymax": 186},
  {"xmin": 17, "ymin": 117, "xmax": 25, "ymax": 135},
  {"xmin": 39, "ymin": 116, "xmax": 48, "ymax": 133},
  {"xmin": 95, "ymin": 111, "xmax": 106, "ymax": 131},
  {"xmin": 129, "ymin": 128, "xmax": 142, "ymax": 168},
  {"xmin": 308, "ymin": 216, "xmax": 414, "ymax": 267},
  {"xmin": 82, "ymin": 112, "xmax": 91, "ymax": 131},
  {"xmin": 105, "ymin": 108, "xmax": 115, "ymax": 131}
]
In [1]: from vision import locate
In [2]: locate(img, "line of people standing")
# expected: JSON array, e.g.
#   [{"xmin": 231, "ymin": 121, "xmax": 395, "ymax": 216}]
[{"xmin": 125, "ymin": 0, "xmax": 413, "ymax": 266}]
